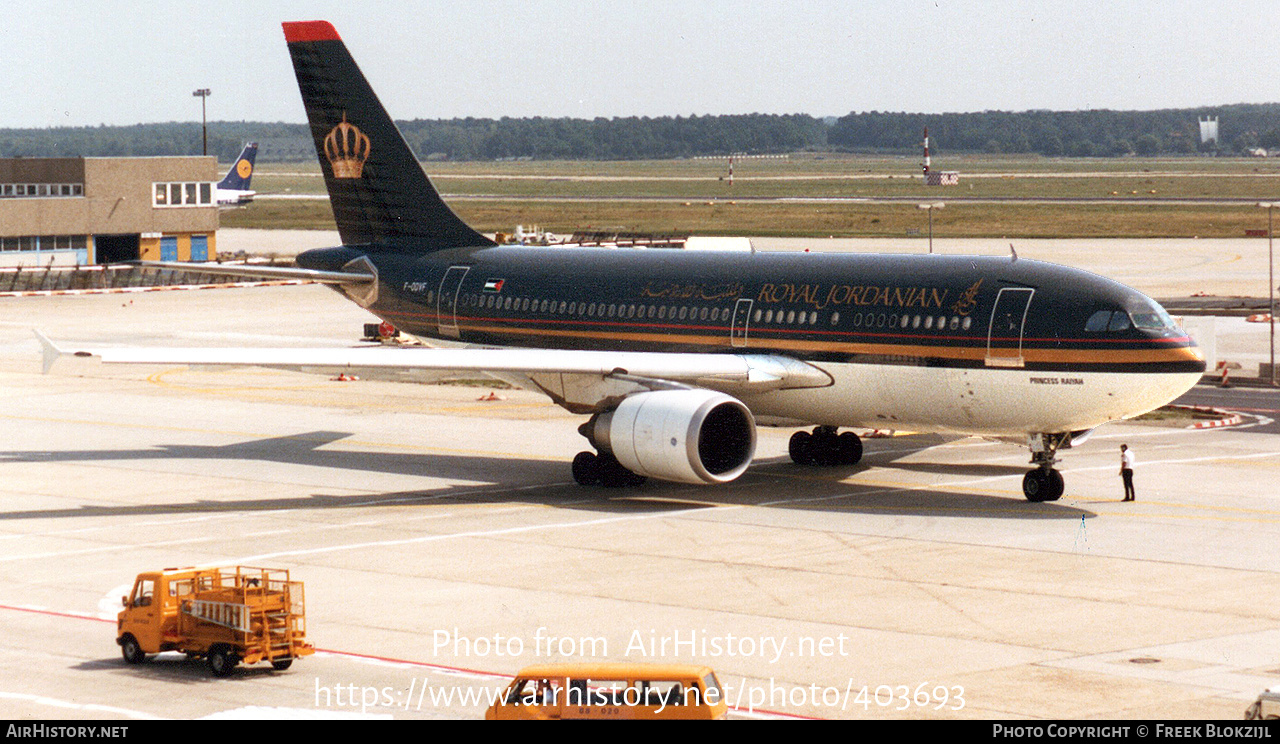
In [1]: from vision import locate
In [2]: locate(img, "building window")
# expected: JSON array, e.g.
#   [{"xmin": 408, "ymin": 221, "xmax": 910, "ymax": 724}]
[
  {"xmin": 0, "ymin": 182, "xmax": 84, "ymax": 199},
  {"xmin": 0, "ymin": 235, "xmax": 86, "ymax": 253},
  {"xmin": 153, "ymin": 181, "xmax": 215, "ymax": 207}
]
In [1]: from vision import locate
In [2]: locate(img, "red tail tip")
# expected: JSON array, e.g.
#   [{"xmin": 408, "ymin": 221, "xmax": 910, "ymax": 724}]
[{"xmin": 283, "ymin": 20, "xmax": 341, "ymax": 43}]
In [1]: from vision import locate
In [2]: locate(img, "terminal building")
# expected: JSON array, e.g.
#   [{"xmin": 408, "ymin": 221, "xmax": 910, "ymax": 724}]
[{"xmin": 0, "ymin": 156, "xmax": 219, "ymax": 266}]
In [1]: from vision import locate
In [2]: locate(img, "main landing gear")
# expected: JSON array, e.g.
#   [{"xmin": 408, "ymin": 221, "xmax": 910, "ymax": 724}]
[
  {"xmin": 1022, "ymin": 433, "xmax": 1068, "ymax": 502},
  {"xmin": 789, "ymin": 426, "xmax": 863, "ymax": 467}
]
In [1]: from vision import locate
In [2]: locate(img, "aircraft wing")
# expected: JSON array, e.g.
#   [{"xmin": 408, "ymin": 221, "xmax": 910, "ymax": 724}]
[{"xmin": 35, "ymin": 333, "xmax": 831, "ymax": 394}]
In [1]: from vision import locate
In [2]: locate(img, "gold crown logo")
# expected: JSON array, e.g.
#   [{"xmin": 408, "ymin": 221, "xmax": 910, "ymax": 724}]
[{"xmin": 324, "ymin": 113, "xmax": 370, "ymax": 179}]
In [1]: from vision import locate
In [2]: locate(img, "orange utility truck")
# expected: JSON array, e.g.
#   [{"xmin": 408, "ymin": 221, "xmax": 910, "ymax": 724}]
[{"xmin": 117, "ymin": 566, "xmax": 313, "ymax": 677}]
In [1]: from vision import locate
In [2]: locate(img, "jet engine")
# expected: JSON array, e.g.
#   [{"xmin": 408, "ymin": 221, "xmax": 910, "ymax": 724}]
[{"xmin": 589, "ymin": 390, "xmax": 756, "ymax": 485}]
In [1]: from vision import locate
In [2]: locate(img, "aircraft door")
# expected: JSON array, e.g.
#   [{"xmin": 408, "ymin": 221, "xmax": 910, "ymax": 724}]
[
  {"xmin": 985, "ymin": 287, "xmax": 1034, "ymax": 368},
  {"xmin": 731, "ymin": 299, "xmax": 753, "ymax": 347},
  {"xmin": 437, "ymin": 266, "xmax": 470, "ymax": 338}
]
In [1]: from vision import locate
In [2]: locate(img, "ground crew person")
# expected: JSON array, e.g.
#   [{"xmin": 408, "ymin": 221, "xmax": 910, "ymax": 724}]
[{"xmin": 1120, "ymin": 444, "xmax": 1135, "ymax": 501}]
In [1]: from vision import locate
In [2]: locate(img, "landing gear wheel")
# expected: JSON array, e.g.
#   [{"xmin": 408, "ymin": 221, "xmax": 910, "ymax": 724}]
[
  {"xmin": 572, "ymin": 451, "xmax": 600, "ymax": 486},
  {"xmin": 1023, "ymin": 468, "xmax": 1064, "ymax": 502},
  {"xmin": 207, "ymin": 644, "xmax": 239, "ymax": 677},
  {"xmin": 838, "ymin": 431, "xmax": 864, "ymax": 466},
  {"xmin": 1045, "ymin": 469, "xmax": 1064, "ymax": 500},
  {"xmin": 789, "ymin": 431, "xmax": 815, "ymax": 465},
  {"xmin": 596, "ymin": 452, "xmax": 647, "ymax": 488},
  {"xmin": 571, "ymin": 450, "xmax": 645, "ymax": 487},
  {"xmin": 119, "ymin": 634, "xmax": 145, "ymax": 665}
]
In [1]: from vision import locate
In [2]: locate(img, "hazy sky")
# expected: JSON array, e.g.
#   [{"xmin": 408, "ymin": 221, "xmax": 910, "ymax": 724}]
[{"xmin": 7, "ymin": 0, "xmax": 1280, "ymax": 129}]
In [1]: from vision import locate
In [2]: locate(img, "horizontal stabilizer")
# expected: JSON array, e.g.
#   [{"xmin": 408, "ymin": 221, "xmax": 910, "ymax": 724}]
[{"xmin": 127, "ymin": 261, "xmax": 374, "ymax": 285}]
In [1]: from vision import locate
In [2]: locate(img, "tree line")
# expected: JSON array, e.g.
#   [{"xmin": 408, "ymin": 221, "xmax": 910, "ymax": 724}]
[{"xmin": 1, "ymin": 104, "xmax": 1277, "ymax": 162}]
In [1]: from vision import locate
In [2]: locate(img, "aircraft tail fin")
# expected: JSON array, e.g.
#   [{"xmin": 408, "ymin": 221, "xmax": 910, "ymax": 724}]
[
  {"xmin": 282, "ymin": 21, "xmax": 494, "ymax": 252},
  {"xmin": 217, "ymin": 143, "xmax": 258, "ymax": 191}
]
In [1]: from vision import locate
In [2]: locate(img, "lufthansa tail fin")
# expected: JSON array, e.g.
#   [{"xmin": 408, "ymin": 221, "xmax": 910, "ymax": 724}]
[
  {"xmin": 217, "ymin": 142, "xmax": 258, "ymax": 191},
  {"xmin": 282, "ymin": 21, "xmax": 494, "ymax": 252}
]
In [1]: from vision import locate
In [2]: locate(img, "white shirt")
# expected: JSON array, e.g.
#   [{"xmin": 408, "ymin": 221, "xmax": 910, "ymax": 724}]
[{"xmin": 1121, "ymin": 449, "xmax": 1135, "ymax": 470}]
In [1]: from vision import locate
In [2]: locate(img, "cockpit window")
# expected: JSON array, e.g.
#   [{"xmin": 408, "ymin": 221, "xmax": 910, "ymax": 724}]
[
  {"xmin": 1129, "ymin": 307, "xmax": 1178, "ymax": 330},
  {"xmin": 1124, "ymin": 296, "xmax": 1181, "ymax": 331},
  {"xmin": 1086, "ymin": 299, "xmax": 1180, "ymax": 334},
  {"xmin": 1086, "ymin": 309, "xmax": 1130, "ymax": 332}
]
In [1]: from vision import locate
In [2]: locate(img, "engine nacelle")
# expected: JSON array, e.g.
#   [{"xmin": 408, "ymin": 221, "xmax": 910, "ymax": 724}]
[{"xmin": 592, "ymin": 390, "xmax": 756, "ymax": 485}]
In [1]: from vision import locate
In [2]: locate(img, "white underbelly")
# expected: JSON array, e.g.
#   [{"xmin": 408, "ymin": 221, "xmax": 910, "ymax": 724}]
[{"xmin": 741, "ymin": 362, "xmax": 1201, "ymax": 436}]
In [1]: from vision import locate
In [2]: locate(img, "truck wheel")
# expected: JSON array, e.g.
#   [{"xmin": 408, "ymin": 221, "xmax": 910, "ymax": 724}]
[
  {"xmin": 271, "ymin": 658, "xmax": 294, "ymax": 671},
  {"xmin": 119, "ymin": 635, "xmax": 146, "ymax": 665},
  {"xmin": 207, "ymin": 645, "xmax": 239, "ymax": 677}
]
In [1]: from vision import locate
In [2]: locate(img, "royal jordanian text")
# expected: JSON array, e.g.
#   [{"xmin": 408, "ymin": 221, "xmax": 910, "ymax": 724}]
[{"xmin": 757, "ymin": 282, "xmax": 952, "ymax": 311}]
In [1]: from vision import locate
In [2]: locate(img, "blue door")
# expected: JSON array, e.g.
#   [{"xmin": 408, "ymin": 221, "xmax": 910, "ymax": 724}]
[
  {"xmin": 160, "ymin": 237, "xmax": 178, "ymax": 261},
  {"xmin": 190, "ymin": 235, "xmax": 208, "ymax": 262}
]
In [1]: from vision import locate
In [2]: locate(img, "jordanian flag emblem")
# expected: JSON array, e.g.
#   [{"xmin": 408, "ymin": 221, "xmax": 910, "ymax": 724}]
[{"xmin": 483, "ymin": 279, "xmax": 505, "ymax": 293}]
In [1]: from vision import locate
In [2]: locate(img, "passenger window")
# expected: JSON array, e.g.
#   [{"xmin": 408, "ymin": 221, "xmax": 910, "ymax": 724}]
[
  {"xmin": 566, "ymin": 678, "xmax": 633, "ymax": 707},
  {"xmin": 643, "ymin": 680, "xmax": 686, "ymax": 707},
  {"xmin": 701, "ymin": 673, "xmax": 721, "ymax": 704}
]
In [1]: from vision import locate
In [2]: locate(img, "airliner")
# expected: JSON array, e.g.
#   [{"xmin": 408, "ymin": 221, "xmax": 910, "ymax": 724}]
[
  {"xmin": 215, "ymin": 142, "xmax": 258, "ymax": 206},
  {"xmin": 42, "ymin": 21, "xmax": 1205, "ymax": 502}
]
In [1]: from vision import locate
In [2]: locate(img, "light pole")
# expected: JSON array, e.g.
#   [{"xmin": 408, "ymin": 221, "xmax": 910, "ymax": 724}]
[
  {"xmin": 192, "ymin": 88, "xmax": 211, "ymax": 156},
  {"xmin": 1261, "ymin": 202, "xmax": 1276, "ymax": 385},
  {"xmin": 917, "ymin": 202, "xmax": 944, "ymax": 253}
]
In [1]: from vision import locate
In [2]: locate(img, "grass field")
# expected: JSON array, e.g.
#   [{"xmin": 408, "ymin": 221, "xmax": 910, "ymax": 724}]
[{"xmin": 223, "ymin": 154, "xmax": 1280, "ymax": 238}]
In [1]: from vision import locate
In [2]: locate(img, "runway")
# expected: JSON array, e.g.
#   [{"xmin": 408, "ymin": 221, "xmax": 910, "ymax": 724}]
[{"xmin": 2, "ymin": 285, "xmax": 1279, "ymax": 719}]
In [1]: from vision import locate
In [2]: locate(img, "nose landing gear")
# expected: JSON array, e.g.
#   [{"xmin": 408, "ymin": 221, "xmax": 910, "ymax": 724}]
[{"xmin": 1023, "ymin": 432, "xmax": 1069, "ymax": 502}]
